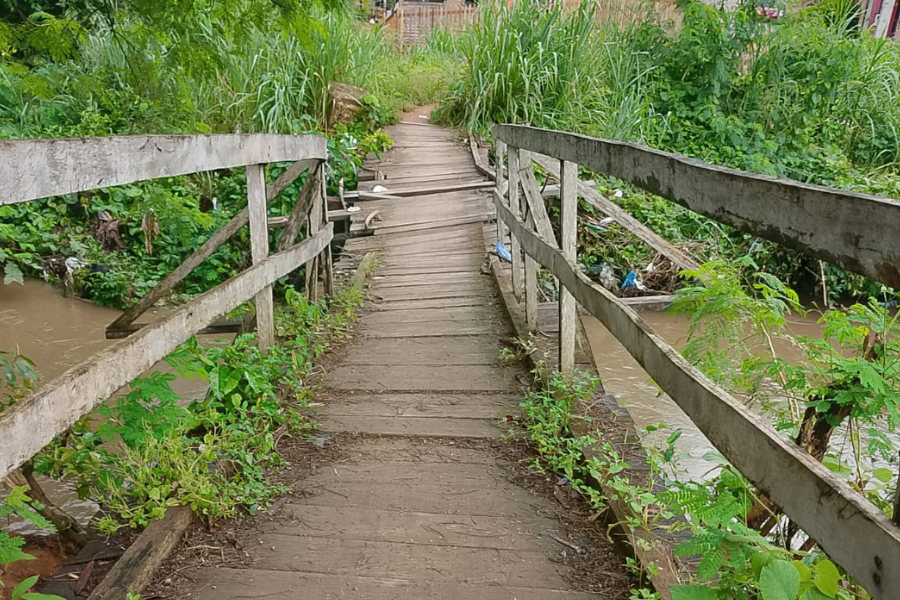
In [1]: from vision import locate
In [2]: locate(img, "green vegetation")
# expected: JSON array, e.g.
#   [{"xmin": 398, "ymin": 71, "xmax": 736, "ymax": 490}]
[
  {"xmin": 436, "ymin": 0, "xmax": 900, "ymax": 300},
  {"xmin": 517, "ymin": 362, "xmax": 879, "ymax": 600},
  {"xmin": 0, "ymin": 2, "xmax": 453, "ymax": 307}
]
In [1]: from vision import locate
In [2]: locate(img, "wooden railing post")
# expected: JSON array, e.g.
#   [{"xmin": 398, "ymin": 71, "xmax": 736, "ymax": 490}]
[
  {"xmin": 508, "ymin": 146, "xmax": 524, "ymax": 301},
  {"xmin": 519, "ymin": 148, "xmax": 539, "ymax": 333},
  {"xmin": 495, "ymin": 141, "xmax": 507, "ymax": 245},
  {"xmin": 247, "ymin": 164, "xmax": 275, "ymax": 350},
  {"xmin": 559, "ymin": 159, "xmax": 578, "ymax": 379}
]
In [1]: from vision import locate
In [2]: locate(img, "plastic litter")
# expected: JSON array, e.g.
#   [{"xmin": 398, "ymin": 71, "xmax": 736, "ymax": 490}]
[
  {"xmin": 494, "ymin": 241, "xmax": 512, "ymax": 263},
  {"xmin": 622, "ymin": 270, "xmax": 647, "ymax": 291},
  {"xmin": 372, "ymin": 185, "xmax": 390, "ymax": 193},
  {"xmin": 598, "ymin": 264, "xmax": 618, "ymax": 291},
  {"xmin": 612, "ymin": 189, "xmax": 624, "ymax": 198},
  {"xmin": 347, "ymin": 206, "xmax": 361, "ymax": 213},
  {"xmin": 599, "ymin": 217, "xmax": 616, "ymax": 227}
]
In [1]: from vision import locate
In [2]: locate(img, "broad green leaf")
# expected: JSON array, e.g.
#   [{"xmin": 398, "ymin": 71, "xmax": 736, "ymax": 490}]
[
  {"xmin": 4, "ymin": 262, "xmax": 24, "ymax": 285},
  {"xmin": 800, "ymin": 589, "xmax": 832, "ymax": 600},
  {"xmin": 792, "ymin": 560, "xmax": 811, "ymax": 582},
  {"xmin": 751, "ymin": 551, "xmax": 774, "ymax": 579},
  {"xmin": 814, "ymin": 560, "xmax": 840, "ymax": 597},
  {"xmin": 760, "ymin": 560, "xmax": 801, "ymax": 600},
  {"xmin": 871, "ymin": 468, "xmax": 893, "ymax": 484},
  {"xmin": 12, "ymin": 575, "xmax": 39, "ymax": 599},
  {"xmin": 23, "ymin": 593, "xmax": 70, "ymax": 600},
  {"xmin": 670, "ymin": 584, "xmax": 719, "ymax": 600}
]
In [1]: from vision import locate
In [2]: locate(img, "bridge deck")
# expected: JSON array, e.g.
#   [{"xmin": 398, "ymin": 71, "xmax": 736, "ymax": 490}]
[{"xmin": 174, "ymin": 121, "xmax": 605, "ymax": 599}]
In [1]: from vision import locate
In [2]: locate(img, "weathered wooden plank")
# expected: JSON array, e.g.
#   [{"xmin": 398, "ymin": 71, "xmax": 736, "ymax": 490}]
[
  {"xmin": 519, "ymin": 154, "xmax": 558, "ymax": 247},
  {"xmin": 247, "ymin": 164, "xmax": 275, "ymax": 349},
  {"xmin": 323, "ymin": 393, "xmax": 515, "ymax": 418},
  {"xmin": 87, "ymin": 507, "xmax": 193, "ymax": 600},
  {"xmin": 0, "ymin": 225, "xmax": 333, "ymax": 480},
  {"xmin": 342, "ymin": 336, "xmax": 504, "ymax": 365},
  {"xmin": 529, "ymin": 152, "xmax": 699, "ymax": 273},
  {"xmin": 188, "ymin": 567, "xmax": 598, "ymax": 600},
  {"xmin": 559, "ymin": 160, "xmax": 578, "ymax": 379},
  {"xmin": 0, "ymin": 134, "xmax": 325, "ymax": 204},
  {"xmin": 326, "ymin": 365, "xmax": 521, "ymax": 392},
  {"xmin": 323, "ymin": 415, "xmax": 502, "ymax": 437},
  {"xmin": 275, "ymin": 161, "xmax": 321, "ymax": 252},
  {"xmin": 275, "ymin": 505, "xmax": 556, "ymax": 550},
  {"xmin": 497, "ymin": 125, "xmax": 900, "ymax": 287},
  {"xmin": 493, "ymin": 190, "xmax": 900, "ymax": 600},
  {"xmin": 243, "ymin": 534, "xmax": 574, "ymax": 589},
  {"xmin": 508, "ymin": 146, "xmax": 524, "ymax": 300}
]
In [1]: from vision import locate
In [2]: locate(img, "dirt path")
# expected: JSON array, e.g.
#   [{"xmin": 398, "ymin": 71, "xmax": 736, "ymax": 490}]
[{"xmin": 154, "ymin": 123, "xmax": 625, "ymax": 599}]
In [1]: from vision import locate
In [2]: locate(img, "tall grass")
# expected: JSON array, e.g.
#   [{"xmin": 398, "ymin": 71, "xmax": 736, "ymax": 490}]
[
  {"xmin": 438, "ymin": 0, "xmax": 900, "ymax": 192},
  {"xmin": 0, "ymin": 8, "xmax": 455, "ymax": 138}
]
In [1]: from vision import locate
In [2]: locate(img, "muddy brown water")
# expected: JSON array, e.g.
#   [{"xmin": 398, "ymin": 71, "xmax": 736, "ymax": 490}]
[
  {"xmin": 582, "ymin": 310, "xmax": 832, "ymax": 481},
  {"xmin": 1, "ymin": 280, "xmax": 217, "ymax": 536}
]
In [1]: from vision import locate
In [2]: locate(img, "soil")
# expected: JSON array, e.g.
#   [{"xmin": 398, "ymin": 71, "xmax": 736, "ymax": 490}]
[{"xmin": 1, "ymin": 537, "xmax": 71, "ymax": 599}]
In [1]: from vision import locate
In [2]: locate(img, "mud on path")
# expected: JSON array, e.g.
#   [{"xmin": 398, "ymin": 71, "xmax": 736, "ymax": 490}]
[{"xmin": 147, "ymin": 121, "xmax": 631, "ymax": 599}]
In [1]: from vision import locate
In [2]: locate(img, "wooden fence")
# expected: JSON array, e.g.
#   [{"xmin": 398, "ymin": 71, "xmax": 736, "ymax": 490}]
[
  {"xmin": 393, "ymin": 1, "xmax": 479, "ymax": 44},
  {"xmin": 492, "ymin": 124, "xmax": 900, "ymax": 600},
  {"xmin": 0, "ymin": 134, "xmax": 333, "ymax": 481}
]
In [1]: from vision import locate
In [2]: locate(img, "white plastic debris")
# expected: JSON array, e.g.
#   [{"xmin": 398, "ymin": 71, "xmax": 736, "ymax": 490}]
[
  {"xmin": 347, "ymin": 206, "xmax": 362, "ymax": 213},
  {"xmin": 613, "ymin": 189, "xmax": 624, "ymax": 198},
  {"xmin": 643, "ymin": 262, "xmax": 655, "ymax": 273},
  {"xmin": 372, "ymin": 185, "xmax": 390, "ymax": 193},
  {"xmin": 599, "ymin": 217, "xmax": 616, "ymax": 227}
]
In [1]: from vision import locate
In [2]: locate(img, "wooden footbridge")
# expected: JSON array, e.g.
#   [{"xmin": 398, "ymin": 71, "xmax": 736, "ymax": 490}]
[{"xmin": 3, "ymin": 116, "xmax": 900, "ymax": 600}]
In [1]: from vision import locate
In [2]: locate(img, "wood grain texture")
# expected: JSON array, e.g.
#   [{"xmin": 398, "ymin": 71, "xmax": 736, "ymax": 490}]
[{"xmin": 1, "ymin": 134, "xmax": 325, "ymax": 204}]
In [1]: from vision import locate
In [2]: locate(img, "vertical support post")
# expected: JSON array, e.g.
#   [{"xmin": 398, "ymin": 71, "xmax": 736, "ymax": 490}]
[
  {"xmin": 307, "ymin": 169, "xmax": 322, "ymax": 302},
  {"xmin": 495, "ymin": 141, "xmax": 507, "ymax": 246},
  {"xmin": 321, "ymin": 171, "xmax": 334, "ymax": 298},
  {"xmin": 559, "ymin": 159, "xmax": 578, "ymax": 379},
  {"xmin": 246, "ymin": 164, "xmax": 275, "ymax": 350},
  {"xmin": 519, "ymin": 148, "xmax": 538, "ymax": 333},
  {"xmin": 508, "ymin": 146, "xmax": 523, "ymax": 301}
]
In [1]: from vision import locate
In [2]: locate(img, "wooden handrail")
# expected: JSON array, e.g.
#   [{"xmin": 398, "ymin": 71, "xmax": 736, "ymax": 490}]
[
  {"xmin": 0, "ymin": 224, "xmax": 333, "ymax": 481},
  {"xmin": 491, "ymin": 125, "xmax": 900, "ymax": 600},
  {"xmin": 0, "ymin": 134, "xmax": 326, "ymax": 204},
  {"xmin": 1, "ymin": 133, "xmax": 335, "ymax": 481},
  {"xmin": 495, "ymin": 124, "xmax": 900, "ymax": 288}
]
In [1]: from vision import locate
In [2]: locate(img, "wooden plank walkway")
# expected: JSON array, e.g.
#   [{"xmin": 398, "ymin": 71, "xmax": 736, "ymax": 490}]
[{"xmin": 180, "ymin": 121, "xmax": 601, "ymax": 599}]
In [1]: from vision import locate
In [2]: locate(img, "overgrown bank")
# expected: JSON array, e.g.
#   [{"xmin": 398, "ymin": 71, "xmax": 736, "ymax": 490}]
[
  {"xmin": 436, "ymin": 0, "xmax": 900, "ymax": 301},
  {"xmin": 1, "ymin": 266, "xmax": 368, "ymax": 597},
  {"xmin": 0, "ymin": 5, "xmax": 454, "ymax": 307}
]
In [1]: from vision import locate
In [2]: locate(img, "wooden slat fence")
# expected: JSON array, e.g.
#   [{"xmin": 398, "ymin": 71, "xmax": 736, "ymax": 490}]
[
  {"xmin": 0, "ymin": 134, "xmax": 333, "ymax": 481},
  {"xmin": 395, "ymin": 1, "xmax": 479, "ymax": 44},
  {"xmin": 492, "ymin": 124, "xmax": 900, "ymax": 600}
]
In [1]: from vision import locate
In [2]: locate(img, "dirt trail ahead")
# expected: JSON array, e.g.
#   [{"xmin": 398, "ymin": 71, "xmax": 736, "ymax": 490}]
[{"xmin": 171, "ymin": 121, "xmax": 613, "ymax": 599}]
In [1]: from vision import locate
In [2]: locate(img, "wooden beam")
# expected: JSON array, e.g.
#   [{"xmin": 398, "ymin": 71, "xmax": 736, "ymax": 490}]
[
  {"xmin": 496, "ymin": 125, "xmax": 900, "ymax": 288},
  {"xmin": 247, "ymin": 164, "xmax": 275, "ymax": 349},
  {"xmin": 559, "ymin": 160, "xmax": 578, "ymax": 380},
  {"xmin": 108, "ymin": 159, "xmax": 313, "ymax": 332},
  {"xmin": 518, "ymin": 154, "xmax": 559, "ymax": 248},
  {"xmin": 0, "ymin": 225, "xmax": 334, "ymax": 481},
  {"xmin": 87, "ymin": 507, "xmax": 193, "ymax": 600},
  {"xmin": 495, "ymin": 141, "xmax": 508, "ymax": 246},
  {"xmin": 0, "ymin": 135, "xmax": 325, "ymax": 205},
  {"xmin": 529, "ymin": 152, "xmax": 698, "ymax": 273},
  {"xmin": 105, "ymin": 319, "xmax": 243, "ymax": 340},
  {"xmin": 493, "ymin": 191, "xmax": 900, "ymax": 600},
  {"xmin": 276, "ymin": 162, "xmax": 322, "ymax": 253},
  {"xmin": 508, "ymin": 146, "xmax": 524, "ymax": 300}
]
